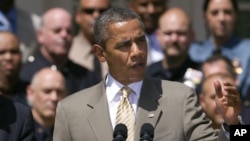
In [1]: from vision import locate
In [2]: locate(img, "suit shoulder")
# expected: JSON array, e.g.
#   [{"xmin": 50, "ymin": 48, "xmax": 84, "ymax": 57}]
[
  {"xmin": 0, "ymin": 95, "xmax": 32, "ymax": 121},
  {"xmin": 59, "ymin": 82, "xmax": 103, "ymax": 106},
  {"xmin": 67, "ymin": 61, "xmax": 90, "ymax": 74},
  {"xmin": 161, "ymin": 80, "xmax": 194, "ymax": 93}
]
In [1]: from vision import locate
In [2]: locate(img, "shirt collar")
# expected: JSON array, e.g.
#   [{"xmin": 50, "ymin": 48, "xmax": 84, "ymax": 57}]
[
  {"xmin": 105, "ymin": 73, "xmax": 142, "ymax": 103},
  {"xmin": 207, "ymin": 36, "xmax": 241, "ymax": 49}
]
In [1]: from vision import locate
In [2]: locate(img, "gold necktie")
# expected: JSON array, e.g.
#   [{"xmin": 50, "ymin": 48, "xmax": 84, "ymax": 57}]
[{"xmin": 116, "ymin": 87, "xmax": 135, "ymax": 141}]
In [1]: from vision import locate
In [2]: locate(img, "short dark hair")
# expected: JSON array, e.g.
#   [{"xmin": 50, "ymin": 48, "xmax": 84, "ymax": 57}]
[
  {"xmin": 203, "ymin": 0, "xmax": 239, "ymax": 13},
  {"xmin": 202, "ymin": 54, "xmax": 237, "ymax": 78},
  {"xmin": 94, "ymin": 7, "xmax": 145, "ymax": 48}
]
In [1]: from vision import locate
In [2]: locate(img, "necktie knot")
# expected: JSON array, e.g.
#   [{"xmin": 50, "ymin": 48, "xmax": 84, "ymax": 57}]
[{"xmin": 121, "ymin": 87, "xmax": 132, "ymax": 98}]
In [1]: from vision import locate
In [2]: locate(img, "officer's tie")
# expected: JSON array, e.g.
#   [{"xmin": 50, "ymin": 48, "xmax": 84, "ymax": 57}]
[{"xmin": 116, "ymin": 87, "xmax": 135, "ymax": 141}]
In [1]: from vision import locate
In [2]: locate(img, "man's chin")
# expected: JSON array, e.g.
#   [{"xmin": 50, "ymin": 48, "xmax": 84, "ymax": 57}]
[
  {"xmin": 1, "ymin": 70, "xmax": 11, "ymax": 76},
  {"xmin": 45, "ymin": 113, "xmax": 56, "ymax": 119},
  {"xmin": 167, "ymin": 54, "xmax": 182, "ymax": 60}
]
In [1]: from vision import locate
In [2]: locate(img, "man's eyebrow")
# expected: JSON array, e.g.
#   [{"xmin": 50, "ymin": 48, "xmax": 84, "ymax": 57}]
[{"xmin": 137, "ymin": 33, "xmax": 146, "ymax": 38}]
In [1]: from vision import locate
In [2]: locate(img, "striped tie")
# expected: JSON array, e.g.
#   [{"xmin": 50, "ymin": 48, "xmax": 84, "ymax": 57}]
[{"xmin": 116, "ymin": 87, "xmax": 135, "ymax": 141}]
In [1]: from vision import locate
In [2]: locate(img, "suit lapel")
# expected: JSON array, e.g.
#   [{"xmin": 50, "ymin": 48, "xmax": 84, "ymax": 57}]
[
  {"xmin": 87, "ymin": 82, "xmax": 113, "ymax": 141},
  {"xmin": 85, "ymin": 77, "xmax": 165, "ymax": 141},
  {"xmin": 135, "ymin": 76, "xmax": 164, "ymax": 140}
]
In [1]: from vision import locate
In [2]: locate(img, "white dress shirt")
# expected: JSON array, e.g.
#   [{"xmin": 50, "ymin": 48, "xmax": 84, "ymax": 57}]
[{"xmin": 105, "ymin": 73, "xmax": 142, "ymax": 129}]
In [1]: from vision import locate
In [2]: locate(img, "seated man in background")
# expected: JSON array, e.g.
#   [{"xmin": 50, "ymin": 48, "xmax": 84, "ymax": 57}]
[{"xmin": 26, "ymin": 67, "xmax": 67, "ymax": 141}]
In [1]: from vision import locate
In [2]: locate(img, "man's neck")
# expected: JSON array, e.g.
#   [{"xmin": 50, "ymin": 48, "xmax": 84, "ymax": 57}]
[
  {"xmin": 32, "ymin": 110, "xmax": 55, "ymax": 129},
  {"xmin": 163, "ymin": 54, "xmax": 188, "ymax": 69},
  {"xmin": 212, "ymin": 35, "xmax": 230, "ymax": 48},
  {"xmin": 40, "ymin": 47, "xmax": 68, "ymax": 67},
  {"xmin": 7, "ymin": 74, "xmax": 18, "ymax": 90},
  {"xmin": 80, "ymin": 31, "xmax": 95, "ymax": 45}
]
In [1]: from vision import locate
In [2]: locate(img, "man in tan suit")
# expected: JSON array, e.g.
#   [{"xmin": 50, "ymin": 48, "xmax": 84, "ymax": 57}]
[{"xmin": 53, "ymin": 7, "xmax": 242, "ymax": 141}]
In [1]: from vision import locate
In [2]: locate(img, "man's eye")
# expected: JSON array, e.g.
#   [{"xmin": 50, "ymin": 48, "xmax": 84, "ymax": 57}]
[
  {"xmin": 140, "ymin": 3, "xmax": 148, "ymax": 7},
  {"xmin": 138, "ymin": 37, "xmax": 146, "ymax": 42},
  {"xmin": 163, "ymin": 32, "xmax": 171, "ymax": 36},
  {"xmin": 53, "ymin": 29, "xmax": 61, "ymax": 34},
  {"xmin": 0, "ymin": 50, "xmax": 5, "ymax": 55},
  {"xmin": 211, "ymin": 10, "xmax": 218, "ymax": 16}
]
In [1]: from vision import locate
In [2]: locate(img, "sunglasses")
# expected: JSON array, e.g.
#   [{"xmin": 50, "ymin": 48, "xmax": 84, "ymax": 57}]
[{"xmin": 80, "ymin": 8, "xmax": 108, "ymax": 15}]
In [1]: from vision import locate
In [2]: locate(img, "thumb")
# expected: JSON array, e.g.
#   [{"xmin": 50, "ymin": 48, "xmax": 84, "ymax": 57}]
[{"xmin": 214, "ymin": 80, "xmax": 223, "ymax": 98}]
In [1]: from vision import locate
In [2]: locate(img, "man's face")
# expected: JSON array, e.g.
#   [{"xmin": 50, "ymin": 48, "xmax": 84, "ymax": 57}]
[
  {"xmin": 130, "ymin": 0, "xmax": 166, "ymax": 34},
  {"xmin": 76, "ymin": 0, "xmax": 109, "ymax": 36},
  {"xmin": 0, "ymin": 32, "xmax": 21, "ymax": 78},
  {"xmin": 101, "ymin": 19, "xmax": 148, "ymax": 85},
  {"xmin": 38, "ymin": 12, "xmax": 72, "ymax": 57},
  {"xmin": 157, "ymin": 11, "xmax": 192, "ymax": 59},
  {"xmin": 205, "ymin": 0, "xmax": 237, "ymax": 39},
  {"xmin": 200, "ymin": 76, "xmax": 223, "ymax": 127},
  {"xmin": 28, "ymin": 71, "xmax": 66, "ymax": 119}
]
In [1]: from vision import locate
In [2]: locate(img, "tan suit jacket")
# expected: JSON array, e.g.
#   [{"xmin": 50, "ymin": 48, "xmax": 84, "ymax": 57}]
[{"xmin": 53, "ymin": 76, "xmax": 228, "ymax": 141}]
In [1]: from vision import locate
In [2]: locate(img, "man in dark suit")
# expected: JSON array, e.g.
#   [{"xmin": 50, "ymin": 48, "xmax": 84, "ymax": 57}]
[
  {"xmin": 0, "ymin": 95, "xmax": 35, "ymax": 141},
  {"xmin": 53, "ymin": 7, "xmax": 241, "ymax": 141}
]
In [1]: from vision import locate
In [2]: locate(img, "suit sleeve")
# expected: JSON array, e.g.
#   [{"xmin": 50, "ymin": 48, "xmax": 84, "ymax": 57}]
[{"xmin": 53, "ymin": 102, "xmax": 72, "ymax": 141}]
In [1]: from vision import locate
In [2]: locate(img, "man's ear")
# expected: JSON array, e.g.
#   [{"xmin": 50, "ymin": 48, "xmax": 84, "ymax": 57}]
[
  {"xmin": 36, "ymin": 28, "xmax": 44, "ymax": 44},
  {"xmin": 199, "ymin": 94, "xmax": 205, "ymax": 108},
  {"xmin": 92, "ymin": 44, "xmax": 106, "ymax": 62},
  {"xmin": 75, "ymin": 10, "xmax": 81, "ymax": 25},
  {"xmin": 26, "ymin": 85, "xmax": 34, "ymax": 106}
]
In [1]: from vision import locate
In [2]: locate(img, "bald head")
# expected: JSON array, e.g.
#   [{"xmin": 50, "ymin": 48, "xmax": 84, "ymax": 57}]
[
  {"xmin": 31, "ymin": 67, "xmax": 66, "ymax": 89},
  {"xmin": 42, "ymin": 8, "xmax": 71, "ymax": 28},
  {"xmin": 0, "ymin": 30, "xmax": 19, "ymax": 40},
  {"xmin": 159, "ymin": 7, "xmax": 191, "ymax": 30}
]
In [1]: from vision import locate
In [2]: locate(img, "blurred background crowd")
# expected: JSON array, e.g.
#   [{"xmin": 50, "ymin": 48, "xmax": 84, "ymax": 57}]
[{"xmin": 0, "ymin": 0, "xmax": 250, "ymax": 141}]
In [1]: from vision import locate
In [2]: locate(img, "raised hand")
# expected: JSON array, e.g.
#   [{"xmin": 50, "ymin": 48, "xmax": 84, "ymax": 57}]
[{"xmin": 214, "ymin": 80, "xmax": 241, "ymax": 125}]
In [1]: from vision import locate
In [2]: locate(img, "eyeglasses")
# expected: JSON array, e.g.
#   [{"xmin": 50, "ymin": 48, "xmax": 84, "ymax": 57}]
[{"xmin": 79, "ymin": 8, "xmax": 108, "ymax": 15}]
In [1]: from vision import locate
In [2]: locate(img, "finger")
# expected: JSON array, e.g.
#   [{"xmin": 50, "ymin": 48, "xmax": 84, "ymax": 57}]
[
  {"xmin": 214, "ymin": 79, "xmax": 223, "ymax": 98},
  {"xmin": 224, "ymin": 85, "xmax": 239, "ymax": 96}
]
